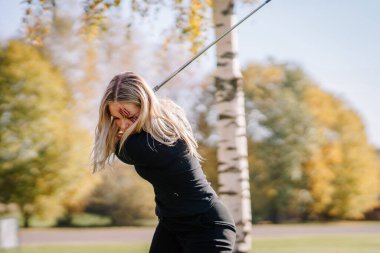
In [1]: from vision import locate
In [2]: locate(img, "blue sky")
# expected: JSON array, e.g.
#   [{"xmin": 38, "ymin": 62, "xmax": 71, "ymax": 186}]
[
  {"xmin": 1, "ymin": 0, "xmax": 379, "ymax": 147},
  {"xmin": 236, "ymin": 0, "xmax": 380, "ymax": 148}
]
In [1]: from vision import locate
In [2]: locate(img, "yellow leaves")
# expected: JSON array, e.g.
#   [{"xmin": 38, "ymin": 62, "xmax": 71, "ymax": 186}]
[
  {"xmin": 114, "ymin": 0, "xmax": 121, "ymax": 7},
  {"xmin": 303, "ymin": 83, "xmax": 379, "ymax": 219},
  {"xmin": 267, "ymin": 188, "xmax": 277, "ymax": 198},
  {"xmin": 80, "ymin": 0, "xmax": 111, "ymax": 43},
  {"xmin": 304, "ymin": 85, "xmax": 341, "ymax": 127},
  {"xmin": 21, "ymin": 0, "xmax": 213, "ymax": 55},
  {"xmin": 22, "ymin": 0, "xmax": 55, "ymax": 47},
  {"xmin": 243, "ymin": 64, "xmax": 284, "ymax": 86},
  {"xmin": 303, "ymin": 145, "xmax": 336, "ymax": 216},
  {"xmin": 262, "ymin": 67, "xmax": 284, "ymax": 83},
  {"xmin": 21, "ymin": 0, "xmax": 120, "ymax": 45},
  {"xmin": 0, "ymin": 40, "xmax": 96, "ymax": 222},
  {"xmin": 243, "ymin": 63, "xmax": 379, "ymax": 220},
  {"xmin": 174, "ymin": 0, "xmax": 211, "ymax": 55},
  {"xmin": 322, "ymin": 141, "xmax": 343, "ymax": 165},
  {"xmin": 188, "ymin": 0, "xmax": 202, "ymax": 53}
]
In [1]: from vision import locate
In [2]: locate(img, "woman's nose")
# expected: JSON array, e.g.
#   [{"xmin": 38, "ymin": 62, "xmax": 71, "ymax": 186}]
[{"xmin": 118, "ymin": 120, "xmax": 130, "ymax": 131}]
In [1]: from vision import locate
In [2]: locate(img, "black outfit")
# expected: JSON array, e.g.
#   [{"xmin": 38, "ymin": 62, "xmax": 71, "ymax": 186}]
[{"xmin": 115, "ymin": 131, "xmax": 236, "ymax": 253}]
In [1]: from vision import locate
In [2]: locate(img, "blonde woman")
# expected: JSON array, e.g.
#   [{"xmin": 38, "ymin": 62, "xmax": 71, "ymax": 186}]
[{"xmin": 93, "ymin": 72, "xmax": 236, "ymax": 252}]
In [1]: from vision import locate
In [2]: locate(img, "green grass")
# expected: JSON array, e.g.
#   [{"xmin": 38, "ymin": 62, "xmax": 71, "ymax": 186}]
[
  {"xmin": 252, "ymin": 234, "xmax": 380, "ymax": 253},
  {"xmin": 69, "ymin": 213, "xmax": 113, "ymax": 227},
  {"xmin": 3, "ymin": 234, "xmax": 379, "ymax": 253},
  {"xmin": 26, "ymin": 213, "xmax": 157, "ymax": 227}
]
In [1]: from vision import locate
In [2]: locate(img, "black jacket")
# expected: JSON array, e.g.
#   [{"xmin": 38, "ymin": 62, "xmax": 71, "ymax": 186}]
[{"xmin": 115, "ymin": 130, "xmax": 218, "ymax": 217}]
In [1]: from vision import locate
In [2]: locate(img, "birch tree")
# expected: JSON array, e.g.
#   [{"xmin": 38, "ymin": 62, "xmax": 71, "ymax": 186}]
[
  {"xmin": 212, "ymin": 1, "xmax": 251, "ymax": 251},
  {"xmin": 22, "ymin": 1, "xmax": 259, "ymax": 251}
]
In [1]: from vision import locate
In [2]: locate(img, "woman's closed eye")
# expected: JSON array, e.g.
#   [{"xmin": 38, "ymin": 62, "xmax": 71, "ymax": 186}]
[
  {"xmin": 116, "ymin": 108, "xmax": 139, "ymax": 123},
  {"xmin": 129, "ymin": 115, "xmax": 138, "ymax": 123},
  {"xmin": 113, "ymin": 114, "xmax": 137, "ymax": 122}
]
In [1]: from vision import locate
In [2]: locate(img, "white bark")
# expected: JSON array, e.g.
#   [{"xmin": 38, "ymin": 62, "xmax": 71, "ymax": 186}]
[{"xmin": 212, "ymin": 1, "xmax": 252, "ymax": 252}]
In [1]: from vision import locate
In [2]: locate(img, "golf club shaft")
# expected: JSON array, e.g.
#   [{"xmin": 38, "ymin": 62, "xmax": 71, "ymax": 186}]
[{"xmin": 153, "ymin": 0, "xmax": 272, "ymax": 92}]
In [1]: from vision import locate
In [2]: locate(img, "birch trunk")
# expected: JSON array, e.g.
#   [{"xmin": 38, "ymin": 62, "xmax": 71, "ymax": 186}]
[{"xmin": 212, "ymin": 1, "xmax": 252, "ymax": 252}]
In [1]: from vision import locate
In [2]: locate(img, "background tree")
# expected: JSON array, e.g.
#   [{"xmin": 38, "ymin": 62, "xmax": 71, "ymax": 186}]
[
  {"xmin": 85, "ymin": 160, "xmax": 155, "ymax": 226},
  {"xmin": 0, "ymin": 40, "xmax": 96, "ymax": 227},
  {"xmin": 211, "ymin": 2, "xmax": 252, "ymax": 251},
  {"xmin": 242, "ymin": 62, "xmax": 379, "ymax": 222},
  {"xmin": 243, "ymin": 63, "xmax": 315, "ymax": 223},
  {"xmin": 304, "ymin": 85, "xmax": 379, "ymax": 219}
]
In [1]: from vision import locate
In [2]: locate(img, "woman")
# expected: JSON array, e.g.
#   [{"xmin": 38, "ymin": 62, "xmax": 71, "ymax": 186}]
[{"xmin": 92, "ymin": 71, "xmax": 236, "ymax": 253}]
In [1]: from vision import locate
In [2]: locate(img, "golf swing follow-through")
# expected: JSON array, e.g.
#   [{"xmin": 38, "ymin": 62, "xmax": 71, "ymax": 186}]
[{"xmin": 92, "ymin": 1, "xmax": 273, "ymax": 252}]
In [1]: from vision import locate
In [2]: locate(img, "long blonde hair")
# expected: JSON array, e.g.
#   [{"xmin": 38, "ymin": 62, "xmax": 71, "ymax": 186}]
[{"xmin": 92, "ymin": 71, "xmax": 201, "ymax": 172}]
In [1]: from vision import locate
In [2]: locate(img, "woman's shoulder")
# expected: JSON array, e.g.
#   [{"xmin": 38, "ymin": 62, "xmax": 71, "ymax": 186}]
[
  {"xmin": 128, "ymin": 130, "xmax": 181, "ymax": 145},
  {"xmin": 118, "ymin": 130, "xmax": 188, "ymax": 166},
  {"xmin": 122, "ymin": 130, "xmax": 177, "ymax": 153},
  {"xmin": 126, "ymin": 130, "xmax": 148, "ymax": 141},
  {"xmin": 125, "ymin": 130, "xmax": 156, "ymax": 146}
]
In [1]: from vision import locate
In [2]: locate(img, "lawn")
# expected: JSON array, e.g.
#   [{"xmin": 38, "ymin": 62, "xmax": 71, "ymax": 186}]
[
  {"xmin": 4, "ymin": 234, "xmax": 379, "ymax": 253},
  {"xmin": 251, "ymin": 234, "xmax": 380, "ymax": 253}
]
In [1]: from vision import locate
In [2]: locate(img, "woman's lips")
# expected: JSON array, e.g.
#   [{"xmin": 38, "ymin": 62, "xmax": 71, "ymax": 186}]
[{"xmin": 117, "ymin": 131, "xmax": 124, "ymax": 139}]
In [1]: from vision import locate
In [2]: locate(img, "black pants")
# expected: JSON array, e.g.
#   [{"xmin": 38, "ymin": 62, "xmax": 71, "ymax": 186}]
[{"xmin": 149, "ymin": 199, "xmax": 236, "ymax": 253}]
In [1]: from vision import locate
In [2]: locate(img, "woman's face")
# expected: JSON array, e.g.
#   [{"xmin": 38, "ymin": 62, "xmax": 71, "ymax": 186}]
[{"xmin": 108, "ymin": 102, "xmax": 141, "ymax": 134}]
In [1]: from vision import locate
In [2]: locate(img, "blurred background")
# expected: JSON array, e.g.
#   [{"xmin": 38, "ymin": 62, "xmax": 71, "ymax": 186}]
[{"xmin": 0, "ymin": 0, "xmax": 379, "ymax": 252}]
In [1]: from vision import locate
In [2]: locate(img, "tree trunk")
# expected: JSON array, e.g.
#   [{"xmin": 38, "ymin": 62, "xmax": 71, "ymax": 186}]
[
  {"xmin": 23, "ymin": 212, "xmax": 31, "ymax": 228},
  {"xmin": 212, "ymin": 1, "xmax": 252, "ymax": 252},
  {"xmin": 269, "ymin": 203, "xmax": 279, "ymax": 224}
]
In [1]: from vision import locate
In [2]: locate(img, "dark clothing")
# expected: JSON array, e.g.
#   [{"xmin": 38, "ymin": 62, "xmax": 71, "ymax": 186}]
[
  {"xmin": 115, "ymin": 130, "xmax": 236, "ymax": 252},
  {"xmin": 115, "ymin": 130, "xmax": 218, "ymax": 218},
  {"xmin": 150, "ymin": 199, "xmax": 236, "ymax": 253}
]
